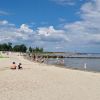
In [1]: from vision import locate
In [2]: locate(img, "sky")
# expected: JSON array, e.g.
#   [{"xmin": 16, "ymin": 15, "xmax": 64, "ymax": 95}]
[{"xmin": 0, "ymin": 0, "xmax": 100, "ymax": 53}]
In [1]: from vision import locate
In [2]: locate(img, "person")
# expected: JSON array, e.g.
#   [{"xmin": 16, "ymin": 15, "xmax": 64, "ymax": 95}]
[
  {"xmin": 18, "ymin": 63, "xmax": 22, "ymax": 69},
  {"xmin": 11, "ymin": 62, "xmax": 16, "ymax": 69},
  {"xmin": 41, "ymin": 57, "xmax": 45, "ymax": 63},
  {"xmin": 84, "ymin": 63, "xmax": 87, "ymax": 70}
]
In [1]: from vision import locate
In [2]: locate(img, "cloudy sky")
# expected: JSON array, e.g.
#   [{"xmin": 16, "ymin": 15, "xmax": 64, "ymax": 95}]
[{"xmin": 0, "ymin": 0, "xmax": 100, "ymax": 53}]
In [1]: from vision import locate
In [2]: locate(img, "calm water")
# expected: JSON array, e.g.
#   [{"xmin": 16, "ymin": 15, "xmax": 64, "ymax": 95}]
[{"xmin": 45, "ymin": 54, "xmax": 100, "ymax": 72}]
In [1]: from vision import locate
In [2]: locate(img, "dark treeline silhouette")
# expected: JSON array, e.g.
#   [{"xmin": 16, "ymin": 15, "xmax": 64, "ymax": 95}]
[
  {"xmin": 29, "ymin": 46, "xmax": 43, "ymax": 53},
  {"xmin": 0, "ymin": 42, "xmax": 13, "ymax": 51},
  {"xmin": 13, "ymin": 44, "xmax": 27, "ymax": 52},
  {"xmin": 0, "ymin": 43, "xmax": 27, "ymax": 53},
  {"xmin": 0, "ymin": 43, "xmax": 44, "ymax": 53}
]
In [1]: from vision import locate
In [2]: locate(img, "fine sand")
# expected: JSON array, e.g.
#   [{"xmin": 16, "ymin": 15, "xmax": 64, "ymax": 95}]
[{"xmin": 0, "ymin": 53, "xmax": 100, "ymax": 100}]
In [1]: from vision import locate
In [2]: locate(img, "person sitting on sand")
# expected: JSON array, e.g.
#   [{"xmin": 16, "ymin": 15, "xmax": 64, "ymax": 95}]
[
  {"xmin": 11, "ymin": 62, "xmax": 17, "ymax": 69},
  {"xmin": 18, "ymin": 63, "xmax": 22, "ymax": 69}
]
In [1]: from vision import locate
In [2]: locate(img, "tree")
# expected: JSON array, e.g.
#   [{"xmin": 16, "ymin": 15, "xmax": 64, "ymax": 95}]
[
  {"xmin": 40, "ymin": 48, "xmax": 43, "ymax": 52},
  {"xmin": 32, "ymin": 47, "xmax": 44, "ymax": 53},
  {"xmin": 8, "ymin": 42, "xmax": 12, "ymax": 51},
  {"xmin": 13, "ymin": 45, "xmax": 20, "ymax": 52},
  {"xmin": 29, "ymin": 47, "xmax": 32, "ymax": 53},
  {"xmin": 0, "ymin": 44, "xmax": 2, "ymax": 51},
  {"xmin": 13, "ymin": 44, "xmax": 27, "ymax": 52},
  {"xmin": 1, "ymin": 43, "xmax": 9, "ymax": 51},
  {"xmin": 0, "ymin": 43, "xmax": 44, "ymax": 53},
  {"xmin": 20, "ymin": 44, "xmax": 27, "ymax": 52}
]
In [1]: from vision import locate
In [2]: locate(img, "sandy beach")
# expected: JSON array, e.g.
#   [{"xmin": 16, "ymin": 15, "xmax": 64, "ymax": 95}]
[{"xmin": 0, "ymin": 53, "xmax": 100, "ymax": 100}]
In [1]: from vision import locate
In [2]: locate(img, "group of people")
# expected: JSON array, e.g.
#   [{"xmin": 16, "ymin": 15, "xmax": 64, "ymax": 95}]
[
  {"xmin": 10, "ymin": 62, "xmax": 22, "ymax": 70},
  {"xmin": 31, "ymin": 54, "xmax": 47, "ymax": 63}
]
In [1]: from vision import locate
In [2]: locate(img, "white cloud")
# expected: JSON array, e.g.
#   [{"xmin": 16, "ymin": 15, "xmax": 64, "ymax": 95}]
[
  {"xmin": 0, "ymin": 20, "xmax": 15, "ymax": 27},
  {"xmin": 64, "ymin": 0, "xmax": 100, "ymax": 47},
  {"xmin": 19, "ymin": 24, "xmax": 33, "ymax": 33},
  {"xmin": 0, "ymin": 21, "xmax": 33, "ymax": 43},
  {"xmin": 0, "ymin": 20, "xmax": 8, "ymax": 25},
  {"xmin": 0, "ymin": 21, "xmax": 69, "ymax": 50},
  {"xmin": 37, "ymin": 26, "xmax": 69, "ymax": 42}
]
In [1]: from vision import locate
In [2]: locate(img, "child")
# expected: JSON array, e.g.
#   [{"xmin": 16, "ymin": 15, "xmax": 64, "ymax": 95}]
[
  {"xmin": 18, "ymin": 63, "xmax": 22, "ymax": 69},
  {"xmin": 11, "ymin": 62, "xmax": 16, "ymax": 69}
]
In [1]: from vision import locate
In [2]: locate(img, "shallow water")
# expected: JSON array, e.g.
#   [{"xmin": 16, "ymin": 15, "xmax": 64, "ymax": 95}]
[{"xmin": 45, "ymin": 55, "xmax": 100, "ymax": 72}]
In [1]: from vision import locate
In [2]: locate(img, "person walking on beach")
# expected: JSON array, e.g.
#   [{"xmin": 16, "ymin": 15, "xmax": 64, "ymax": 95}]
[{"xmin": 10, "ymin": 62, "xmax": 17, "ymax": 69}]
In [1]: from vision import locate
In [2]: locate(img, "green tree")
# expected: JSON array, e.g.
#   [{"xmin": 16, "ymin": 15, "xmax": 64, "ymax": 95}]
[
  {"xmin": 32, "ymin": 47, "xmax": 43, "ymax": 53},
  {"xmin": 8, "ymin": 42, "xmax": 12, "ymax": 51},
  {"xmin": 29, "ymin": 47, "xmax": 32, "ymax": 53},
  {"xmin": 40, "ymin": 48, "xmax": 43, "ymax": 52},
  {"xmin": 13, "ymin": 44, "xmax": 27, "ymax": 52},
  {"xmin": 2, "ymin": 43, "xmax": 9, "ymax": 51},
  {"xmin": 20, "ymin": 44, "xmax": 27, "ymax": 52},
  {"xmin": 13, "ymin": 45, "xmax": 20, "ymax": 52},
  {"xmin": 0, "ymin": 44, "xmax": 2, "ymax": 51}
]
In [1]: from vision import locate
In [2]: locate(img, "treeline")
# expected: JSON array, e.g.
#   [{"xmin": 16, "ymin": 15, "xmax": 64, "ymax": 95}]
[
  {"xmin": 29, "ymin": 47, "xmax": 43, "ymax": 53},
  {"xmin": 0, "ymin": 43, "xmax": 44, "ymax": 53}
]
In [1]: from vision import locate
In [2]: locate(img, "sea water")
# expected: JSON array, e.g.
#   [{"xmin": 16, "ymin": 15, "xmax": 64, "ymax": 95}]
[{"xmin": 46, "ymin": 54, "xmax": 100, "ymax": 72}]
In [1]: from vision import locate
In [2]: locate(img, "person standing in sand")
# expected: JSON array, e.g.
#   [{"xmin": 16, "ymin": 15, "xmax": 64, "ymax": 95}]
[{"xmin": 10, "ymin": 62, "xmax": 17, "ymax": 69}]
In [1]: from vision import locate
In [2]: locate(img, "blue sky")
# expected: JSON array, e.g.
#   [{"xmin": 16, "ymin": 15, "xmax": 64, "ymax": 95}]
[
  {"xmin": 0, "ymin": 0, "xmax": 82, "ymax": 26},
  {"xmin": 0, "ymin": 0, "xmax": 100, "ymax": 53}
]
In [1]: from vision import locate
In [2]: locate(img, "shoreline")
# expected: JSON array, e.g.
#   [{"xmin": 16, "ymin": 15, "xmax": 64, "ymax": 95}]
[
  {"xmin": 0, "ymin": 54, "xmax": 100, "ymax": 74},
  {"xmin": 24, "ymin": 56, "xmax": 100, "ymax": 74},
  {"xmin": 24, "ymin": 53, "xmax": 100, "ymax": 73},
  {"xmin": 41, "ymin": 63, "xmax": 100, "ymax": 74}
]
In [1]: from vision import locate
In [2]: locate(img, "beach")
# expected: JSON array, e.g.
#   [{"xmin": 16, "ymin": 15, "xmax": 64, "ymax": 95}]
[{"xmin": 0, "ymin": 53, "xmax": 100, "ymax": 100}]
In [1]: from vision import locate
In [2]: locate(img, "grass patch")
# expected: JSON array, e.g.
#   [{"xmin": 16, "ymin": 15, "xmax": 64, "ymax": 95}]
[
  {"xmin": 0, "ymin": 55, "xmax": 9, "ymax": 58},
  {"xmin": 0, "ymin": 57, "xmax": 9, "ymax": 58},
  {"xmin": 0, "ymin": 53, "xmax": 9, "ymax": 58},
  {"xmin": 0, "ymin": 55, "xmax": 2, "ymax": 57}
]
